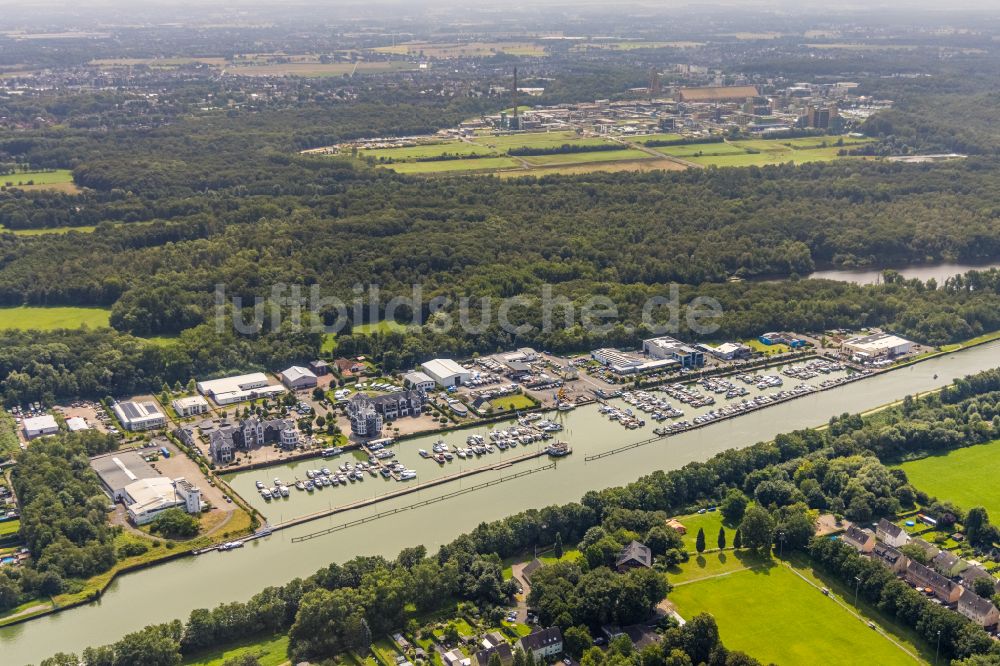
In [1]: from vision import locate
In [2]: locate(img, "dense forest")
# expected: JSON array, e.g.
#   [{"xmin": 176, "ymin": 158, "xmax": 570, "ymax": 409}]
[{"xmin": 1, "ymin": 431, "xmax": 119, "ymax": 610}]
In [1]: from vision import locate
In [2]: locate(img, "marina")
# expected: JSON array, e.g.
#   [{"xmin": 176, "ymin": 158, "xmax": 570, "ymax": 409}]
[{"xmin": 3, "ymin": 341, "xmax": 999, "ymax": 664}]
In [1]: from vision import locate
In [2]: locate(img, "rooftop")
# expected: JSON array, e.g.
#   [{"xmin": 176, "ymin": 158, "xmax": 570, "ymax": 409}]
[
  {"xmin": 91, "ymin": 450, "xmax": 160, "ymax": 492},
  {"xmin": 422, "ymin": 358, "xmax": 468, "ymax": 378},
  {"xmin": 23, "ymin": 414, "xmax": 57, "ymax": 431}
]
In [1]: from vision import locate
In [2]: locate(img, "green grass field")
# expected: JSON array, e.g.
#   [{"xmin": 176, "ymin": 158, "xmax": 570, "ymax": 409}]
[
  {"xmin": 0, "ymin": 411, "xmax": 18, "ymax": 459},
  {"xmin": 897, "ymin": 440, "xmax": 1000, "ymax": 516},
  {"xmin": 1, "ymin": 169, "xmax": 73, "ymax": 186},
  {"xmin": 469, "ymin": 131, "xmax": 615, "ymax": 152},
  {"xmin": 490, "ymin": 394, "xmax": 536, "ymax": 412},
  {"xmin": 0, "ymin": 520, "xmax": 20, "ymax": 537},
  {"xmin": 0, "ymin": 225, "xmax": 97, "ymax": 236},
  {"xmin": 362, "ymin": 141, "xmax": 497, "ymax": 161},
  {"xmin": 182, "ymin": 634, "xmax": 289, "ymax": 666},
  {"xmin": 386, "ymin": 157, "xmax": 521, "ymax": 174},
  {"xmin": 655, "ymin": 142, "xmax": 747, "ymax": 158},
  {"xmin": 635, "ymin": 133, "xmax": 686, "ymax": 144},
  {"xmin": 670, "ymin": 562, "xmax": 924, "ymax": 665},
  {"xmin": 745, "ymin": 338, "xmax": 790, "ymax": 355},
  {"xmin": 670, "ymin": 511, "xmax": 735, "ymax": 553},
  {"xmin": 521, "ymin": 149, "xmax": 652, "ymax": 167},
  {"xmin": 353, "ymin": 320, "xmax": 410, "ymax": 335},
  {"xmin": 0, "ymin": 306, "xmax": 111, "ymax": 331}
]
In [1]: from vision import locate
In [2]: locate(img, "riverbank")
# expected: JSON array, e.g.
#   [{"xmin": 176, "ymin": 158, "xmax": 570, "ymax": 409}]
[{"xmin": 3, "ymin": 337, "xmax": 1000, "ymax": 663}]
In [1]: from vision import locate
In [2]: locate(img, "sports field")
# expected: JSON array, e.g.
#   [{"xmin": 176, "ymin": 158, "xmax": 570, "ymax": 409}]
[
  {"xmin": 362, "ymin": 141, "xmax": 495, "ymax": 161},
  {"xmin": 670, "ymin": 562, "xmax": 924, "ymax": 664},
  {"xmin": 897, "ymin": 440, "xmax": 1000, "ymax": 516},
  {"xmin": 468, "ymin": 131, "xmax": 613, "ymax": 151},
  {"xmin": 0, "ymin": 306, "xmax": 111, "ymax": 331}
]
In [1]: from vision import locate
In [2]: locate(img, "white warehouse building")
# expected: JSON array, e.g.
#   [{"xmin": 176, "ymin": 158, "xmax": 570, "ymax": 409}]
[
  {"xmin": 197, "ymin": 373, "xmax": 286, "ymax": 405},
  {"xmin": 420, "ymin": 359, "xmax": 472, "ymax": 388}
]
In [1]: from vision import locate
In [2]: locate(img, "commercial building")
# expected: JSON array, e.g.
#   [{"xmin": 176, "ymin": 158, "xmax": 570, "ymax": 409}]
[
  {"xmin": 22, "ymin": 414, "xmax": 59, "ymax": 439},
  {"xmin": 642, "ymin": 336, "xmax": 705, "ymax": 368},
  {"xmin": 759, "ymin": 332, "xmax": 807, "ymax": 348},
  {"xmin": 708, "ymin": 342, "xmax": 752, "ymax": 361},
  {"xmin": 403, "ymin": 371, "xmax": 436, "ymax": 392},
  {"xmin": 197, "ymin": 373, "xmax": 286, "ymax": 405},
  {"xmin": 421, "ymin": 358, "xmax": 473, "ymax": 388},
  {"xmin": 123, "ymin": 476, "xmax": 202, "ymax": 525},
  {"xmin": 65, "ymin": 416, "xmax": 91, "ymax": 432},
  {"xmin": 842, "ymin": 333, "xmax": 913, "ymax": 360},
  {"xmin": 90, "ymin": 450, "xmax": 163, "ymax": 501},
  {"xmin": 172, "ymin": 396, "xmax": 210, "ymax": 418},
  {"xmin": 677, "ymin": 85, "xmax": 760, "ymax": 103},
  {"xmin": 280, "ymin": 366, "xmax": 318, "ymax": 390},
  {"xmin": 113, "ymin": 400, "xmax": 166, "ymax": 432},
  {"xmin": 591, "ymin": 348, "xmax": 677, "ymax": 375}
]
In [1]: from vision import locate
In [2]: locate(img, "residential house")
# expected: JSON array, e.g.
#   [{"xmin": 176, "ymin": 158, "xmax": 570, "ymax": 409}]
[
  {"xmin": 616, "ymin": 541, "xmax": 652, "ymax": 572},
  {"xmin": 871, "ymin": 543, "xmax": 909, "ymax": 574},
  {"xmin": 931, "ymin": 550, "xmax": 968, "ymax": 578},
  {"xmin": 876, "ymin": 519, "xmax": 910, "ymax": 548},
  {"xmin": 905, "ymin": 561, "xmax": 963, "ymax": 604},
  {"xmin": 519, "ymin": 627, "xmax": 563, "ymax": 662},
  {"xmin": 348, "ymin": 396, "xmax": 383, "ymax": 437},
  {"xmin": 842, "ymin": 525, "xmax": 876, "ymax": 553},
  {"xmin": 960, "ymin": 565, "xmax": 999, "ymax": 593},
  {"xmin": 309, "ymin": 360, "xmax": 331, "ymax": 376},
  {"xmin": 908, "ymin": 537, "xmax": 940, "ymax": 561},
  {"xmin": 957, "ymin": 589, "xmax": 1000, "ymax": 628},
  {"xmin": 474, "ymin": 643, "xmax": 513, "ymax": 666},
  {"xmin": 206, "ymin": 416, "xmax": 298, "ymax": 464},
  {"xmin": 442, "ymin": 651, "xmax": 470, "ymax": 666}
]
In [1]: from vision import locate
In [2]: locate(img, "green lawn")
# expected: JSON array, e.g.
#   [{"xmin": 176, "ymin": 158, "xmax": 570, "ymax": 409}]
[
  {"xmin": 1, "ymin": 169, "xmax": 74, "ymax": 186},
  {"xmin": 0, "ymin": 520, "xmax": 19, "ymax": 537},
  {"xmin": 521, "ymin": 149, "xmax": 652, "ymax": 166},
  {"xmin": 668, "ymin": 550, "xmax": 768, "ymax": 584},
  {"xmin": 489, "ymin": 394, "xmax": 536, "ymax": 412},
  {"xmin": 386, "ymin": 157, "xmax": 521, "ymax": 174},
  {"xmin": 745, "ymin": 338, "xmax": 790, "ymax": 355},
  {"xmin": 353, "ymin": 320, "xmax": 410, "ymax": 335},
  {"xmin": 182, "ymin": 633, "xmax": 289, "ymax": 666},
  {"xmin": 655, "ymin": 142, "xmax": 747, "ymax": 158},
  {"xmin": 670, "ymin": 561, "xmax": 925, "ymax": 665},
  {"xmin": 670, "ymin": 511, "xmax": 735, "ymax": 553},
  {"xmin": 0, "ymin": 306, "xmax": 111, "ymax": 331},
  {"xmin": 897, "ymin": 439, "xmax": 1000, "ymax": 516},
  {"xmin": 0, "ymin": 411, "xmax": 18, "ymax": 459}
]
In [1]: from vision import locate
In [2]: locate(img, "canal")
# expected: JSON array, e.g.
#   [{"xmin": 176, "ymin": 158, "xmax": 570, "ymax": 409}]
[
  {"xmin": 4, "ymin": 341, "xmax": 1000, "ymax": 664},
  {"xmin": 805, "ymin": 261, "xmax": 1000, "ymax": 285}
]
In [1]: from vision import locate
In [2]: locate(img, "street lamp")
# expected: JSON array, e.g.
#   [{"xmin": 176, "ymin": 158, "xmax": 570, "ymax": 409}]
[
  {"xmin": 935, "ymin": 629, "xmax": 941, "ymax": 665},
  {"xmin": 854, "ymin": 575, "xmax": 861, "ymax": 609},
  {"xmin": 778, "ymin": 530, "xmax": 786, "ymax": 558}
]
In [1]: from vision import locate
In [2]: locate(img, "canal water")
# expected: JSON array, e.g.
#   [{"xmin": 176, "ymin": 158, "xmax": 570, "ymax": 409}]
[
  {"xmin": 4, "ymin": 342, "xmax": 1000, "ymax": 664},
  {"xmin": 805, "ymin": 261, "xmax": 1000, "ymax": 285}
]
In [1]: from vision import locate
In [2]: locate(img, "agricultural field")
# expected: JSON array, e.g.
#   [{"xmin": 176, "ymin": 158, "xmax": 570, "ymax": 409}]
[
  {"xmin": 654, "ymin": 142, "xmax": 748, "ymax": 158},
  {"xmin": 670, "ymin": 561, "xmax": 926, "ymax": 665},
  {"xmin": 90, "ymin": 57, "xmax": 228, "ymax": 67},
  {"xmin": 0, "ymin": 306, "xmax": 111, "ymax": 331},
  {"xmin": 571, "ymin": 40, "xmax": 704, "ymax": 51},
  {"xmin": 897, "ymin": 440, "xmax": 1000, "ymax": 517},
  {"xmin": 371, "ymin": 41, "xmax": 547, "ymax": 58},
  {"xmin": 0, "ymin": 169, "xmax": 78, "ymax": 193},
  {"xmin": 468, "ymin": 131, "xmax": 616, "ymax": 151}
]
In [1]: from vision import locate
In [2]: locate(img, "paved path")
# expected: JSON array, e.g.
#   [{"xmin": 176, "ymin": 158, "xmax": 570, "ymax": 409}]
[{"xmin": 510, "ymin": 561, "xmax": 533, "ymax": 622}]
